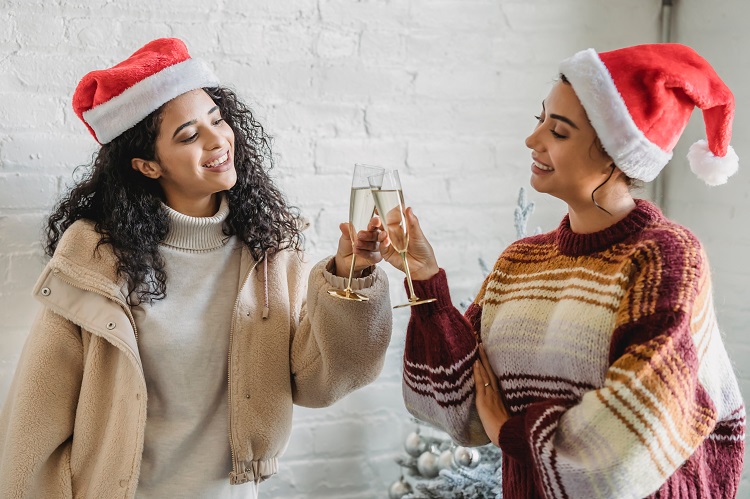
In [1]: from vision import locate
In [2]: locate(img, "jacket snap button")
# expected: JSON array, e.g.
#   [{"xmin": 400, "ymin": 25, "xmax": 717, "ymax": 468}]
[
  {"xmin": 245, "ymin": 394, "xmax": 251, "ymax": 399},
  {"xmin": 106, "ymin": 322, "xmax": 116, "ymax": 330},
  {"xmin": 119, "ymin": 479, "xmax": 127, "ymax": 487},
  {"xmin": 41, "ymin": 287, "xmax": 51, "ymax": 296}
]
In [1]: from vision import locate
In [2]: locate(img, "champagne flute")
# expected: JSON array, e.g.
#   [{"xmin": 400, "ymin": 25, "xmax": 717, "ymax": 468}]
[
  {"xmin": 328, "ymin": 164, "xmax": 385, "ymax": 301},
  {"xmin": 368, "ymin": 169, "xmax": 436, "ymax": 308}
]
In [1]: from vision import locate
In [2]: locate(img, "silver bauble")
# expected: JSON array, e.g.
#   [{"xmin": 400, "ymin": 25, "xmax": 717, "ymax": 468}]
[
  {"xmin": 437, "ymin": 449, "xmax": 455, "ymax": 470},
  {"xmin": 453, "ymin": 446, "xmax": 481, "ymax": 468},
  {"xmin": 404, "ymin": 431, "xmax": 426, "ymax": 457},
  {"xmin": 388, "ymin": 477, "xmax": 413, "ymax": 499},
  {"xmin": 417, "ymin": 450, "xmax": 440, "ymax": 478},
  {"xmin": 467, "ymin": 448, "xmax": 481, "ymax": 467}
]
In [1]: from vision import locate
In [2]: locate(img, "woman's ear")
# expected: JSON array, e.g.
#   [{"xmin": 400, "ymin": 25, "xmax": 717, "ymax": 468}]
[
  {"xmin": 131, "ymin": 158, "xmax": 162, "ymax": 179},
  {"xmin": 610, "ymin": 164, "xmax": 625, "ymax": 178}
]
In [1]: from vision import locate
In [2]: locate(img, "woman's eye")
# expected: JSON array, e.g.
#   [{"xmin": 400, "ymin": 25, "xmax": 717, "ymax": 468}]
[
  {"xmin": 534, "ymin": 115, "xmax": 543, "ymax": 122},
  {"xmin": 550, "ymin": 130, "xmax": 567, "ymax": 139},
  {"xmin": 213, "ymin": 118, "xmax": 225, "ymax": 126},
  {"xmin": 181, "ymin": 133, "xmax": 198, "ymax": 143}
]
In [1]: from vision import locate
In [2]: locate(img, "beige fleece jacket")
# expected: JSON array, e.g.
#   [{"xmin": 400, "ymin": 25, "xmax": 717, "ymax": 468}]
[{"xmin": 0, "ymin": 220, "xmax": 392, "ymax": 498}]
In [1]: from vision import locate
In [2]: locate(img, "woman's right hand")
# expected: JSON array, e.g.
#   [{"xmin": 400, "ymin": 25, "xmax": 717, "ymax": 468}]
[{"xmin": 380, "ymin": 207, "xmax": 440, "ymax": 281}]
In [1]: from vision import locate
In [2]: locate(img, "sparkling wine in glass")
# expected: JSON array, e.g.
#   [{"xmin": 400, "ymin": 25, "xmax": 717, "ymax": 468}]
[
  {"xmin": 368, "ymin": 169, "xmax": 436, "ymax": 308},
  {"xmin": 327, "ymin": 164, "xmax": 384, "ymax": 302}
]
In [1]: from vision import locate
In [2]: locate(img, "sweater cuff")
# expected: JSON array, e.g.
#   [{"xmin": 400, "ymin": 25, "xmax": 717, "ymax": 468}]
[
  {"xmin": 323, "ymin": 257, "xmax": 376, "ymax": 291},
  {"xmin": 498, "ymin": 414, "xmax": 532, "ymax": 464},
  {"xmin": 407, "ymin": 268, "xmax": 452, "ymax": 317}
]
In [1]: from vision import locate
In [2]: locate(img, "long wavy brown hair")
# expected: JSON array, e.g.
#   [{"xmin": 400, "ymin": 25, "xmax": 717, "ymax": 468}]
[{"xmin": 46, "ymin": 87, "xmax": 304, "ymax": 305}]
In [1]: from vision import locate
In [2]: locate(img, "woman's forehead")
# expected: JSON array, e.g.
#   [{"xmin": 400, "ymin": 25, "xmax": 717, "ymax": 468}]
[
  {"xmin": 161, "ymin": 89, "xmax": 214, "ymax": 121},
  {"xmin": 545, "ymin": 82, "xmax": 586, "ymax": 116}
]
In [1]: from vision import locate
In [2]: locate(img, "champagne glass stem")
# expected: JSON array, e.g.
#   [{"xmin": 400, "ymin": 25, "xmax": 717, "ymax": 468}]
[
  {"xmin": 400, "ymin": 252, "xmax": 418, "ymax": 302},
  {"xmin": 345, "ymin": 253, "xmax": 357, "ymax": 295}
]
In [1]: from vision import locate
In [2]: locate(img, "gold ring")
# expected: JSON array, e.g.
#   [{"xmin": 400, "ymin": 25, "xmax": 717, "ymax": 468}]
[{"xmin": 484, "ymin": 382, "xmax": 489, "ymax": 387}]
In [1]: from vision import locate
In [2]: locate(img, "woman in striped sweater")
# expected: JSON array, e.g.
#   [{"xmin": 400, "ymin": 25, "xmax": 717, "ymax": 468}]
[{"xmin": 381, "ymin": 44, "xmax": 745, "ymax": 498}]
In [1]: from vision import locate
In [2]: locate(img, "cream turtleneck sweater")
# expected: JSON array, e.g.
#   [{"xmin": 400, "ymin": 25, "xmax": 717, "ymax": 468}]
[{"xmin": 133, "ymin": 197, "xmax": 257, "ymax": 499}]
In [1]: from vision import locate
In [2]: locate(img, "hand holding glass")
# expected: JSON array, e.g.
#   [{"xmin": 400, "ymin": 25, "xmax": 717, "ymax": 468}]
[
  {"xmin": 328, "ymin": 164, "xmax": 384, "ymax": 302},
  {"xmin": 368, "ymin": 169, "xmax": 436, "ymax": 308}
]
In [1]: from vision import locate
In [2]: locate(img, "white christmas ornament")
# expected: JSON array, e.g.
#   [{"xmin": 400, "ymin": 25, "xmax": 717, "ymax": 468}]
[
  {"xmin": 417, "ymin": 451, "xmax": 440, "ymax": 478},
  {"xmin": 438, "ymin": 449, "xmax": 455, "ymax": 470},
  {"xmin": 453, "ymin": 446, "xmax": 481, "ymax": 468},
  {"xmin": 404, "ymin": 431, "xmax": 426, "ymax": 457},
  {"xmin": 388, "ymin": 476, "xmax": 413, "ymax": 499}
]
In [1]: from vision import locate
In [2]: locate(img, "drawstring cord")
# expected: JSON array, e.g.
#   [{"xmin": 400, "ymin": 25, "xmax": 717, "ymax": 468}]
[{"xmin": 262, "ymin": 251, "xmax": 269, "ymax": 319}]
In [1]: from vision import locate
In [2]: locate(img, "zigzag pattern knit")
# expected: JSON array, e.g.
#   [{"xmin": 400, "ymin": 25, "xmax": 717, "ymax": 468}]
[{"xmin": 403, "ymin": 200, "xmax": 745, "ymax": 498}]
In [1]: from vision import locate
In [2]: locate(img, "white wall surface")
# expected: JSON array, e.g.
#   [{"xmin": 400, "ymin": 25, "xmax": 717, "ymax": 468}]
[
  {"xmin": 666, "ymin": 1, "xmax": 750, "ymax": 495},
  {"xmin": 0, "ymin": 0, "xmax": 747, "ymax": 497}
]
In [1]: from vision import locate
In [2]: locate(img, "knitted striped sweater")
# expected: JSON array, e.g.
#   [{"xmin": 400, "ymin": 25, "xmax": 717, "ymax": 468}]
[{"xmin": 403, "ymin": 200, "xmax": 744, "ymax": 498}]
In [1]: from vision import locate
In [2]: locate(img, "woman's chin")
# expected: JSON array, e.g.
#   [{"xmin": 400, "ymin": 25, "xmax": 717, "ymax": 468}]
[
  {"xmin": 529, "ymin": 175, "xmax": 547, "ymax": 194},
  {"xmin": 218, "ymin": 170, "xmax": 238, "ymax": 191}
]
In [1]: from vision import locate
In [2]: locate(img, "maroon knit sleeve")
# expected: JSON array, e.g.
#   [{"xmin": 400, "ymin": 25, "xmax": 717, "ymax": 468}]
[
  {"xmin": 402, "ymin": 270, "xmax": 489, "ymax": 446},
  {"xmin": 498, "ymin": 411, "xmax": 532, "ymax": 463}
]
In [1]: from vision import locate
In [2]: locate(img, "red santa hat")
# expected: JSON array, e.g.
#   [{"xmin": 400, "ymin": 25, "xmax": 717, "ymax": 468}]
[
  {"xmin": 72, "ymin": 38, "xmax": 219, "ymax": 144},
  {"xmin": 559, "ymin": 43, "xmax": 738, "ymax": 186}
]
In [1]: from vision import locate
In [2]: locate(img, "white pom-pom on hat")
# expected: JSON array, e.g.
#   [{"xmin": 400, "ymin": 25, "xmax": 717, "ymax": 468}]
[{"xmin": 688, "ymin": 140, "xmax": 739, "ymax": 186}]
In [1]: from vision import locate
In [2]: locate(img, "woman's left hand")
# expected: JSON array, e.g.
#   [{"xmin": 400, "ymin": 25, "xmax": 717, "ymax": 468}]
[
  {"xmin": 474, "ymin": 344, "xmax": 510, "ymax": 447},
  {"xmin": 333, "ymin": 216, "xmax": 386, "ymax": 278}
]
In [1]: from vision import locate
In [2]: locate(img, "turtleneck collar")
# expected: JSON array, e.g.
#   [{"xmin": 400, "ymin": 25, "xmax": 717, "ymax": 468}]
[
  {"xmin": 161, "ymin": 196, "xmax": 231, "ymax": 252},
  {"xmin": 555, "ymin": 198, "xmax": 662, "ymax": 257}
]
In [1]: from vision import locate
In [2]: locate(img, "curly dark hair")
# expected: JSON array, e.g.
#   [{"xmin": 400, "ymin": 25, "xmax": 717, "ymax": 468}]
[{"xmin": 46, "ymin": 87, "xmax": 304, "ymax": 305}]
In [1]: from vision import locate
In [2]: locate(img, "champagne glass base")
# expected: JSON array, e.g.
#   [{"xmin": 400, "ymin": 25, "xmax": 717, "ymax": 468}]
[
  {"xmin": 327, "ymin": 289, "xmax": 370, "ymax": 302},
  {"xmin": 393, "ymin": 297, "xmax": 436, "ymax": 309}
]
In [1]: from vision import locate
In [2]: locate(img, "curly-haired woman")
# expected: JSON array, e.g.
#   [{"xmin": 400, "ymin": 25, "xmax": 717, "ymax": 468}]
[{"xmin": 0, "ymin": 38, "xmax": 392, "ymax": 498}]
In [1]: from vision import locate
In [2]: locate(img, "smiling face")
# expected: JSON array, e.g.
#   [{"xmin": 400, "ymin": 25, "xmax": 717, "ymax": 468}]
[
  {"xmin": 525, "ymin": 80, "xmax": 615, "ymax": 208},
  {"xmin": 131, "ymin": 89, "xmax": 236, "ymax": 216}
]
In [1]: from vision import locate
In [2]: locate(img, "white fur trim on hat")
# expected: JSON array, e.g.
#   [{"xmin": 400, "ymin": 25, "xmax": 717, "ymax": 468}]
[
  {"xmin": 559, "ymin": 48, "xmax": 672, "ymax": 182},
  {"xmin": 82, "ymin": 58, "xmax": 219, "ymax": 144},
  {"xmin": 688, "ymin": 139, "xmax": 739, "ymax": 186}
]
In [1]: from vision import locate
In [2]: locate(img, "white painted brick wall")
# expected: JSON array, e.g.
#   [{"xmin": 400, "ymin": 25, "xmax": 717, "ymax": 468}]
[{"xmin": 2, "ymin": 0, "xmax": 747, "ymax": 497}]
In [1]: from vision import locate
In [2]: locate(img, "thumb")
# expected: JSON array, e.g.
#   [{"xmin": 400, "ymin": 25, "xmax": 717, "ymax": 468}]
[{"xmin": 339, "ymin": 222, "xmax": 350, "ymax": 239}]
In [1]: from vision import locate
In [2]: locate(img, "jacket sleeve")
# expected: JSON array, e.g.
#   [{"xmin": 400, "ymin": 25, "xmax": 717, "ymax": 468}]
[
  {"xmin": 290, "ymin": 257, "xmax": 392, "ymax": 408},
  {"xmin": 497, "ymin": 246, "xmax": 745, "ymax": 498},
  {"xmin": 0, "ymin": 307, "xmax": 82, "ymax": 498},
  {"xmin": 401, "ymin": 269, "xmax": 489, "ymax": 446}
]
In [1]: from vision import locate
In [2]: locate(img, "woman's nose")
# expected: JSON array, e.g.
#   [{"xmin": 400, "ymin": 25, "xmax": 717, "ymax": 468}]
[
  {"xmin": 205, "ymin": 127, "xmax": 228, "ymax": 150},
  {"xmin": 524, "ymin": 132, "xmax": 536, "ymax": 150},
  {"xmin": 525, "ymin": 125, "xmax": 543, "ymax": 151}
]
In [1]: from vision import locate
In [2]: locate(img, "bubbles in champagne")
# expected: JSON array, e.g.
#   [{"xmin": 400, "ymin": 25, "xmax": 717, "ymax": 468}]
[
  {"xmin": 372, "ymin": 189, "xmax": 409, "ymax": 252},
  {"xmin": 349, "ymin": 187, "xmax": 376, "ymax": 244}
]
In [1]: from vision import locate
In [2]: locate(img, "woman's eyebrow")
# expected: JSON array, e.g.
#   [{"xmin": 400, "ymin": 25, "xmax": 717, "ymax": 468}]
[
  {"xmin": 172, "ymin": 106, "xmax": 221, "ymax": 138},
  {"xmin": 172, "ymin": 120, "xmax": 196, "ymax": 138},
  {"xmin": 549, "ymin": 113, "xmax": 579, "ymax": 130},
  {"xmin": 541, "ymin": 101, "xmax": 579, "ymax": 130}
]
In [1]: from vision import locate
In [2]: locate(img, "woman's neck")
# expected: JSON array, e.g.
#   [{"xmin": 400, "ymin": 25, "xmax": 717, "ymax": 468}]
[
  {"xmin": 164, "ymin": 193, "xmax": 220, "ymax": 218},
  {"xmin": 567, "ymin": 190, "xmax": 636, "ymax": 234}
]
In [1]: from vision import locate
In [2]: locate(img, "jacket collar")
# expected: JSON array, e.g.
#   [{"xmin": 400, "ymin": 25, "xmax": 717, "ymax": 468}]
[
  {"xmin": 47, "ymin": 220, "xmax": 130, "ymax": 302},
  {"xmin": 45, "ymin": 219, "xmax": 279, "ymax": 334}
]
